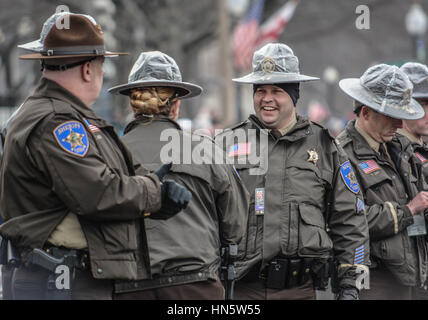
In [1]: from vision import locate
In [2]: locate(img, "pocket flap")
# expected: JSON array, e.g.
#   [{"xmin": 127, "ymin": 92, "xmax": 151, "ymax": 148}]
[{"xmin": 299, "ymin": 203, "xmax": 325, "ymax": 228}]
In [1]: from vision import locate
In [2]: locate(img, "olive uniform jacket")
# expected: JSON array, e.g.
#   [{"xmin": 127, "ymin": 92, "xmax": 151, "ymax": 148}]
[
  {"xmin": 0, "ymin": 78, "xmax": 162, "ymax": 280},
  {"xmin": 337, "ymin": 120, "xmax": 427, "ymax": 286},
  {"xmin": 115, "ymin": 115, "xmax": 249, "ymax": 293},
  {"xmin": 215, "ymin": 114, "xmax": 370, "ymax": 288},
  {"xmin": 392, "ymin": 130, "xmax": 428, "ymax": 192}
]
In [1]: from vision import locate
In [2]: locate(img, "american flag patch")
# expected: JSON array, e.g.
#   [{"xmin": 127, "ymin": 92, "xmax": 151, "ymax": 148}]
[
  {"xmin": 83, "ymin": 118, "xmax": 101, "ymax": 133},
  {"xmin": 354, "ymin": 245, "xmax": 364, "ymax": 264},
  {"xmin": 228, "ymin": 143, "xmax": 251, "ymax": 157},
  {"xmin": 359, "ymin": 160, "xmax": 380, "ymax": 174},
  {"xmin": 415, "ymin": 152, "xmax": 428, "ymax": 164}
]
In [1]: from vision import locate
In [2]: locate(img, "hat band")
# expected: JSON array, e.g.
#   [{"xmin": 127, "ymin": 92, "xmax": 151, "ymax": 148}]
[{"xmin": 41, "ymin": 45, "xmax": 106, "ymax": 56}]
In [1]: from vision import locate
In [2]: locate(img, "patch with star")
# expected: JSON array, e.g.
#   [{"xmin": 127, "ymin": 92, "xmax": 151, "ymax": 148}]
[
  {"xmin": 340, "ymin": 161, "xmax": 360, "ymax": 194},
  {"xmin": 53, "ymin": 121, "xmax": 89, "ymax": 157}
]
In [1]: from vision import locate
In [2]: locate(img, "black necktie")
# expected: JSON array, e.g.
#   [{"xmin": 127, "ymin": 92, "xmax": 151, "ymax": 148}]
[{"xmin": 379, "ymin": 144, "xmax": 397, "ymax": 170}]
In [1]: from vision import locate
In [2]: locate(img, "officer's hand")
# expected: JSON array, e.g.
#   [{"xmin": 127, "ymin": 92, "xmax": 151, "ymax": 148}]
[
  {"xmin": 336, "ymin": 286, "xmax": 359, "ymax": 300},
  {"xmin": 150, "ymin": 179, "xmax": 192, "ymax": 220},
  {"xmin": 154, "ymin": 163, "xmax": 172, "ymax": 181},
  {"xmin": 407, "ymin": 191, "xmax": 428, "ymax": 215}
]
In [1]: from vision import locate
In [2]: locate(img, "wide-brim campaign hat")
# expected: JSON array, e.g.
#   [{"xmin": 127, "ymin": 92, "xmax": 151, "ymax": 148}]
[
  {"xmin": 233, "ymin": 43, "xmax": 319, "ymax": 84},
  {"xmin": 18, "ymin": 12, "xmax": 127, "ymax": 60},
  {"xmin": 400, "ymin": 62, "xmax": 428, "ymax": 99},
  {"xmin": 339, "ymin": 64, "xmax": 424, "ymax": 120},
  {"xmin": 108, "ymin": 51, "xmax": 202, "ymax": 99}
]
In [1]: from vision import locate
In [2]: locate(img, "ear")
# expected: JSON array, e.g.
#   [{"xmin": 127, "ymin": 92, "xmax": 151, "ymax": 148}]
[
  {"xmin": 170, "ymin": 99, "xmax": 181, "ymax": 121},
  {"xmin": 81, "ymin": 61, "xmax": 92, "ymax": 82},
  {"xmin": 361, "ymin": 106, "xmax": 371, "ymax": 120}
]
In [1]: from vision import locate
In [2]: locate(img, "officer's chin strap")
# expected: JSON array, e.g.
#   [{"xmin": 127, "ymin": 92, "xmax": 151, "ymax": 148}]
[{"xmin": 40, "ymin": 57, "xmax": 97, "ymax": 71}]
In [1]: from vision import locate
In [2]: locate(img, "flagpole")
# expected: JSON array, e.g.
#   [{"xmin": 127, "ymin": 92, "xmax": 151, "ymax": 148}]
[{"xmin": 218, "ymin": 0, "xmax": 236, "ymax": 128}]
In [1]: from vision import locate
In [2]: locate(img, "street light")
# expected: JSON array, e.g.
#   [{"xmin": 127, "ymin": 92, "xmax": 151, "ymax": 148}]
[{"xmin": 405, "ymin": 1, "xmax": 427, "ymax": 62}]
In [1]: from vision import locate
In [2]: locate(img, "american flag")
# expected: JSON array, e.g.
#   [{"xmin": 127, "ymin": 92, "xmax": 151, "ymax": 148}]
[
  {"xmin": 232, "ymin": 0, "xmax": 265, "ymax": 71},
  {"xmin": 256, "ymin": 0, "xmax": 300, "ymax": 48},
  {"xmin": 415, "ymin": 152, "xmax": 428, "ymax": 163},
  {"xmin": 228, "ymin": 143, "xmax": 251, "ymax": 157},
  {"xmin": 84, "ymin": 118, "xmax": 101, "ymax": 133},
  {"xmin": 359, "ymin": 160, "xmax": 380, "ymax": 174}
]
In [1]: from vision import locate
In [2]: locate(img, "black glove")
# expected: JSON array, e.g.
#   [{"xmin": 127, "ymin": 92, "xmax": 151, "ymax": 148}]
[
  {"xmin": 151, "ymin": 163, "xmax": 192, "ymax": 220},
  {"xmin": 154, "ymin": 163, "xmax": 172, "ymax": 181},
  {"xmin": 337, "ymin": 286, "xmax": 359, "ymax": 300}
]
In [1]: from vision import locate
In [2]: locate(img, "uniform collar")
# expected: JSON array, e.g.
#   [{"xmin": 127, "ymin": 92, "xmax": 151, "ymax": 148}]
[
  {"xmin": 345, "ymin": 120, "xmax": 380, "ymax": 158},
  {"xmin": 249, "ymin": 114, "xmax": 312, "ymax": 142},
  {"xmin": 397, "ymin": 128, "xmax": 423, "ymax": 146},
  {"xmin": 355, "ymin": 119, "xmax": 380, "ymax": 153},
  {"xmin": 277, "ymin": 113, "xmax": 297, "ymax": 136},
  {"xmin": 33, "ymin": 77, "xmax": 100, "ymax": 120},
  {"xmin": 124, "ymin": 114, "xmax": 181, "ymax": 134}
]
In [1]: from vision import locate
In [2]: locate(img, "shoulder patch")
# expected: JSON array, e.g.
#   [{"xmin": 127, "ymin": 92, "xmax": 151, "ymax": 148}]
[
  {"xmin": 53, "ymin": 121, "xmax": 89, "ymax": 157},
  {"xmin": 340, "ymin": 160, "xmax": 360, "ymax": 194}
]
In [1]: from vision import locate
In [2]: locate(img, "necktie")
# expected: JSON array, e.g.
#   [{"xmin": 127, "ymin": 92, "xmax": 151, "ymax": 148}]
[{"xmin": 379, "ymin": 143, "xmax": 397, "ymax": 171}]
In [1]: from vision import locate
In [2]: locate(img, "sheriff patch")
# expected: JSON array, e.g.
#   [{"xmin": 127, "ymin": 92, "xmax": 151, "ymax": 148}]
[
  {"xmin": 359, "ymin": 160, "xmax": 380, "ymax": 174},
  {"xmin": 415, "ymin": 152, "xmax": 428, "ymax": 164},
  {"xmin": 54, "ymin": 121, "xmax": 89, "ymax": 157},
  {"xmin": 340, "ymin": 161, "xmax": 360, "ymax": 194}
]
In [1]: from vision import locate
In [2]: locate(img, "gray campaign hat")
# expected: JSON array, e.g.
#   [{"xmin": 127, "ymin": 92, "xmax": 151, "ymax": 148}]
[
  {"xmin": 400, "ymin": 62, "xmax": 428, "ymax": 99},
  {"xmin": 233, "ymin": 43, "xmax": 319, "ymax": 84},
  {"xmin": 339, "ymin": 63, "xmax": 424, "ymax": 120},
  {"xmin": 108, "ymin": 51, "xmax": 202, "ymax": 99}
]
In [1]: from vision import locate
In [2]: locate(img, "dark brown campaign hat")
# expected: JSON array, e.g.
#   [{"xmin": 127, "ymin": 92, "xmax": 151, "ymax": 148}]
[{"xmin": 19, "ymin": 13, "xmax": 127, "ymax": 60}]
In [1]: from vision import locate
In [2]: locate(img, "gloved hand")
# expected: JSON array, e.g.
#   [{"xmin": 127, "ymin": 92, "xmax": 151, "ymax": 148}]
[
  {"xmin": 150, "ymin": 163, "xmax": 192, "ymax": 220},
  {"xmin": 336, "ymin": 286, "xmax": 359, "ymax": 300}
]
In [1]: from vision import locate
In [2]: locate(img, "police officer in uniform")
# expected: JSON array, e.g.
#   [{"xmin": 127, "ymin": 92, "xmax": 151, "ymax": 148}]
[
  {"xmin": 0, "ymin": 13, "xmax": 191, "ymax": 300},
  {"xmin": 108, "ymin": 51, "xmax": 249, "ymax": 299},
  {"xmin": 337, "ymin": 63, "xmax": 428, "ymax": 299},
  {"xmin": 393, "ymin": 62, "xmax": 428, "ymax": 192},
  {"xmin": 215, "ymin": 43, "xmax": 370, "ymax": 300},
  {"xmin": 392, "ymin": 62, "xmax": 428, "ymax": 299}
]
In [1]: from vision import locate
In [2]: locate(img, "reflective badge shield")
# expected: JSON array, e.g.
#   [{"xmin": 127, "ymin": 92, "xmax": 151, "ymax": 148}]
[
  {"xmin": 54, "ymin": 121, "xmax": 89, "ymax": 157},
  {"xmin": 340, "ymin": 161, "xmax": 360, "ymax": 194}
]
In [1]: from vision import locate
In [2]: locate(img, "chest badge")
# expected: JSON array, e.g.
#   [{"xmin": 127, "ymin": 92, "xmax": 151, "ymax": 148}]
[{"xmin": 307, "ymin": 149, "xmax": 319, "ymax": 165}]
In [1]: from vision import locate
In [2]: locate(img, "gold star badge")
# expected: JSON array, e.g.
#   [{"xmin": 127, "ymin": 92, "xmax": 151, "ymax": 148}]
[
  {"xmin": 63, "ymin": 131, "xmax": 85, "ymax": 151},
  {"xmin": 307, "ymin": 149, "xmax": 319, "ymax": 165}
]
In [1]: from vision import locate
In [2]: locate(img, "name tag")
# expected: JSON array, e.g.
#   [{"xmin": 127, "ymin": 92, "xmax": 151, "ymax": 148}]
[{"xmin": 255, "ymin": 188, "xmax": 265, "ymax": 215}]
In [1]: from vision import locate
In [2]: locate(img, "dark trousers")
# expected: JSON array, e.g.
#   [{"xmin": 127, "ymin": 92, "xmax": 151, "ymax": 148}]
[
  {"xmin": 359, "ymin": 266, "xmax": 415, "ymax": 300},
  {"xmin": 233, "ymin": 277, "xmax": 316, "ymax": 300},
  {"xmin": 1, "ymin": 265, "xmax": 13, "ymax": 300},
  {"xmin": 11, "ymin": 264, "xmax": 113, "ymax": 300},
  {"xmin": 114, "ymin": 278, "xmax": 225, "ymax": 300}
]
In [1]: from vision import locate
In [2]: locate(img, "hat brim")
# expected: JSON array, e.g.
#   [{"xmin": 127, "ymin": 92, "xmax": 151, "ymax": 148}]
[
  {"xmin": 339, "ymin": 78, "xmax": 424, "ymax": 120},
  {"xmin": 233, "ymin": 71, "xmax": 319, "ymax": 84},
  {"xmin": 108, "ymin": 80, "xmax": 203, "ymax": 99},
  {"xmin": 412, "ymin": 92, "xmax": 428, "ymax": 99},
  {"xmin": 19, "ymin": 51, "xmax": 128, "ymax": 60}
]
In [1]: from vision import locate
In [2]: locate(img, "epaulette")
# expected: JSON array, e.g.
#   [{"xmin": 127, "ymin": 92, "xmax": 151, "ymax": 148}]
[
  {"xmin": 50, "ymin": 98, "xmax": 74, "ymax": 115},
  {"xmin": 309, "ymin": 120, "xmax": 337, "ymax": 142},
  {"xmin": 214, "ymin": 119, "xmax": 250, "ymax": 139}
]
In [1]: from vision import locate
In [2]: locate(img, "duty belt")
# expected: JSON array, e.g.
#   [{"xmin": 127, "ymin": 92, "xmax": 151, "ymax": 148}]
[{"xmin": 243, "ymin": 257, "xmax": 329, "ymax": 290}]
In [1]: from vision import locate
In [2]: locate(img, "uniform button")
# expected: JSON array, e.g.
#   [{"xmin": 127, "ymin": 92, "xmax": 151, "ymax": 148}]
[
  {"xmin": 404, "ymin": 173, "xmax": 408, "ymax": 177},
  {"xmin": 392, "ymin": 175, "xmax": 396, "ymax": 179},
  {"xmin": 168, "ymin": 277, "xmax": 173, "ymax": 283},
  {"xmin": 198, "ymin": 272, "xmax": 203, "ymax": 277},
  {"xmin": 97, "ymin": 268, "xmax": 103, "ymax": 274},
  {"xmin": 306, "ymin": 130, "xmax": 310, "ymax": 135}
]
